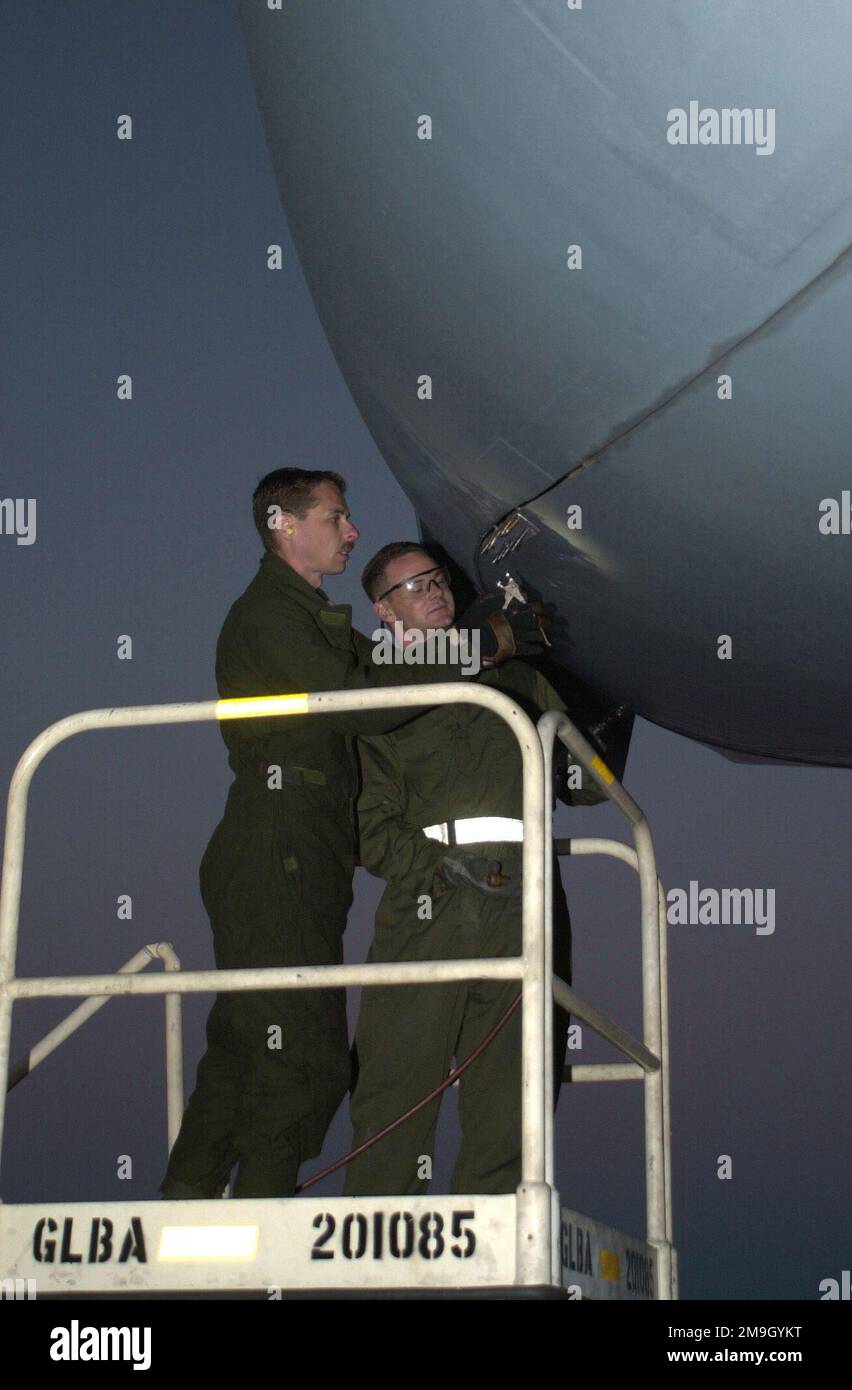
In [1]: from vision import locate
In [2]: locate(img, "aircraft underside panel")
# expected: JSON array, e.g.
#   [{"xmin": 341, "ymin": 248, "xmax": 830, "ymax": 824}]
[{"xmin": 240, "ymin": 0, "xmax": 852, "ymax": 766}]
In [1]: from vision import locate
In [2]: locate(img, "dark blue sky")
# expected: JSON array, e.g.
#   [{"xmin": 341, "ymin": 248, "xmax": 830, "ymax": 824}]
[{"xmin": 1, "ymin": 1, "xmax": 849, "ymax": 1301}]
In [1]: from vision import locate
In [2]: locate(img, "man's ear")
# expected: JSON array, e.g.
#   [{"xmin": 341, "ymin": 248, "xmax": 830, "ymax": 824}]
[
  {"xmin": 266, "ymin": 510, "xmax": 297, "ymax": 559},
  {"xmin": 262, "ymin": 504, "xmax": 294, "ymax": 546},
  {"xmin": 373, "ymin": 599, "xmax": 393, "ymax": 625}
]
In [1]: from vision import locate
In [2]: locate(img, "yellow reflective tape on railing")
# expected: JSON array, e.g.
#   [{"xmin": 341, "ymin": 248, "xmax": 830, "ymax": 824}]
[
  {"xmin": 216, "ymin": 695, "xmax": 310, "ymax": 719},
  {"xmin": 590, "ymin": 754, "xmax": 615, "ymax": 785}
]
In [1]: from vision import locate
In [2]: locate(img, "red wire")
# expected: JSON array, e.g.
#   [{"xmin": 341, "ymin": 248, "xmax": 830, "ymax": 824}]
[{"xmin": 296, "ymin": 992, "xmax": 522, "ymax": 1194}]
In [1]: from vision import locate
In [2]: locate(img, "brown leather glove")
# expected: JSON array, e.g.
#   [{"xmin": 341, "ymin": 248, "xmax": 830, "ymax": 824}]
[{"xmin": 458, "ymin": 593, "xmax": 548, "ymax": 666}]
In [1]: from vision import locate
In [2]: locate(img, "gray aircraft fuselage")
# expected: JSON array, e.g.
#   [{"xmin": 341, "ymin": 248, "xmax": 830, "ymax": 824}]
[{"xmin": 240, "ymin": 0, "xmax": 851, "ymax": 767}]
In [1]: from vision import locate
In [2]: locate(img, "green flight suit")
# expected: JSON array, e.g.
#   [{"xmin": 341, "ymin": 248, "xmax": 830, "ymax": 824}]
[
  {"xmin": 344, "ymin": 659, "xmax": 591, "ymax": 1197},
  {"xmin": 161, "ymin": 550, "xmax": 484, "ymax": 1200}
]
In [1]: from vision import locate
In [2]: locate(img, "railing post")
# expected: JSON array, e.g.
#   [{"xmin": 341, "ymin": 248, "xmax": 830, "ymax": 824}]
[
  {"xmin": 658, "ymin": 878, "xmax": 675, "ymax": 1294},
  {"xmin": 537, "ymin": 713, "xmax": 559, "ymax": 1285},
  {"xmin": 538, "ymin": 712, "xmax": 675, "ymax": 1300},
  {"xmin": 515, "ymin": 715, "xmax": 552, "ymax": 1286},
  {"xmin": 0, "ymin": 750, "xmax": 37, "ymax": 1181},
  {"xmin": 633, "ymin": 818, "xmax": 670, "ymax": 1298},
  {"xmin": 149, "ymin": 943, "xmax": 184, "ymax": 1151}
]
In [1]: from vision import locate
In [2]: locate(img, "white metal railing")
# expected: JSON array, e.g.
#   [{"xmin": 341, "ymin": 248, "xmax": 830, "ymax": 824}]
[
  {"xmin": 553, "ymin": 834, "xmax": 673, "ymax": 1255},
  {"xmin": 538, "ymin": 711, "xmax": 673, "ymax": 1297},
  {"xmin": 0, "ymin": 684, "xmax": 673, "ymax": 1296},
  {"xmin": 5, "ymin": 943, "xmax": 185, "ymax": 1150}
]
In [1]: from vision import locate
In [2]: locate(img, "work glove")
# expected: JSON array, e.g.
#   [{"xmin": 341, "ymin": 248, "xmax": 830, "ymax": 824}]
[
  {"xmin": 435, "ymin": 849, "xmax": 522, "ymax": 899},
  {"xmin": 457, "ymin": 592, "xmax": 548, "ymax": 666}
]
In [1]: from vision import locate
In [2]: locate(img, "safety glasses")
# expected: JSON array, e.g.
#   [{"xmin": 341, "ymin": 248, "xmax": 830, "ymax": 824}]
[{"xmin": 377, "ymin": 566, "xmax": 451, "ymax": 601}]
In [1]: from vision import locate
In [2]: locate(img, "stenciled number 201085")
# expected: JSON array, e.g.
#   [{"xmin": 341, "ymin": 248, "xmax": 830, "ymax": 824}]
[{"xmin": 311, "ymin": 1210, "xmax": 476, "ymax": 1261}]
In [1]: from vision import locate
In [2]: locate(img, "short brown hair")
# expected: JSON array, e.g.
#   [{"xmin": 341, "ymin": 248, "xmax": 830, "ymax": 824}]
[
  {"xmin": 252, "ymin": 468, "xmax": 346, "ymax": 553},
  {"xmin": 361, "ymin": 541, "xmax": 434, "ymax": 601}
]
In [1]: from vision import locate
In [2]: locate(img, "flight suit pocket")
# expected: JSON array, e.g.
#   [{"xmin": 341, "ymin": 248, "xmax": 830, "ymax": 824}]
[
  {"xmin": 315, "ymin": 605, "xmax": 354, "ymax": 652},
  {"xmin": 273, "ymin": 786, "xmax": 355, "ymax": 922}
]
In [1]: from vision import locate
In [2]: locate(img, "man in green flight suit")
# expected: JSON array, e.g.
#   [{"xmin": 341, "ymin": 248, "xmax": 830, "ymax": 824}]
[
  {"xmin": 160, "ymin": 470, "xmax": 544, "ymax": 1200},
  {"xmin": 344, "ymin": 542, "xmax": 605, "ymax": 1197}
]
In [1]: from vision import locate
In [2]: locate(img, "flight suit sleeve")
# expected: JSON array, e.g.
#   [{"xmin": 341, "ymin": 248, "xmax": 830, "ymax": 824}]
[
  {"xmin": 236, "ymin": 601, "xmax": 479, "ymax": 738},
  {"xmin": 355, "ymin": 736, "xmax": 449, "ymax": 897}
]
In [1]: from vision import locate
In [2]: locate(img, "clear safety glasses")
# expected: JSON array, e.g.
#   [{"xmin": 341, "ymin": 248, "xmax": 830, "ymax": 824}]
[{"xmin": 377, "ymin": 566, "xmax": 451, "ymax": 601}]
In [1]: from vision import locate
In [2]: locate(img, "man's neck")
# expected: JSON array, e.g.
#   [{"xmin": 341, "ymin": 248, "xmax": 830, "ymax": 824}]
[
  {"xmin": 273, "ymin": 549, "xmax": 323, "ymax": 589},
  {"xmin": 290, "ymin": 561, "xmax": 323, "ymax": 589}
]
